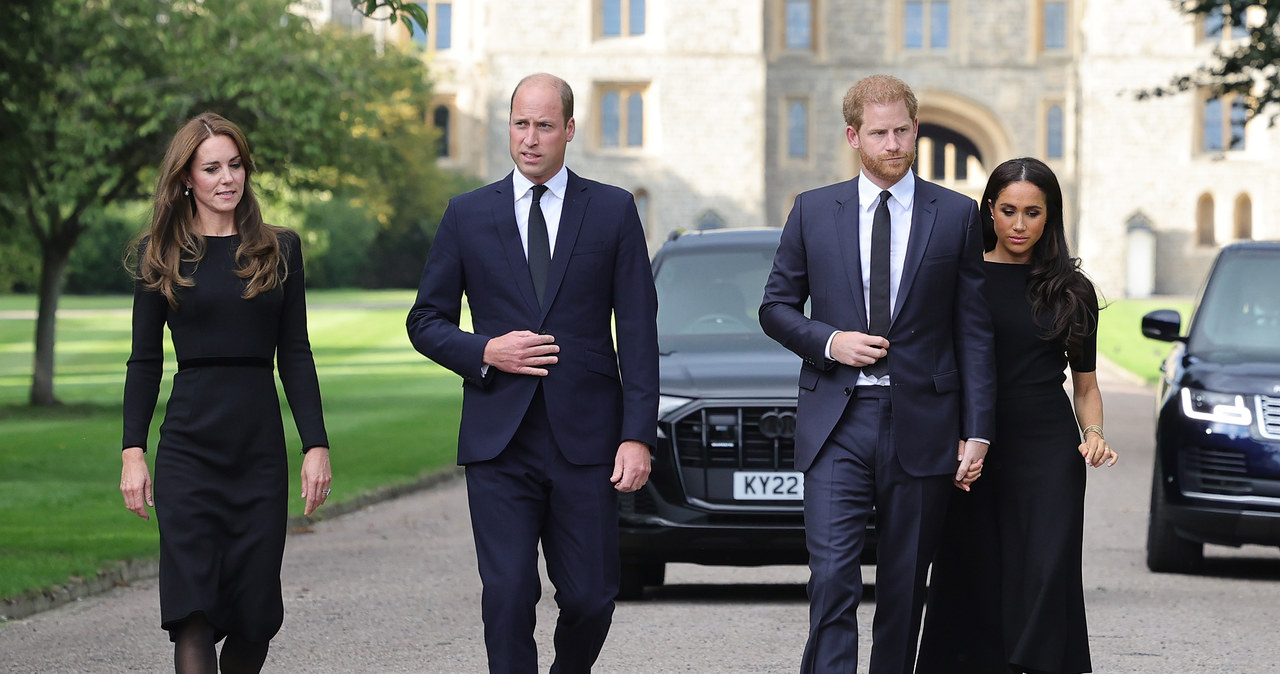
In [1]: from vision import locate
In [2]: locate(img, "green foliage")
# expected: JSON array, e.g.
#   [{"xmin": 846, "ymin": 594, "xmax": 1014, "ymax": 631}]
[
  {"xmin": 302, "ymin": 194, "xmax": 383, "ymax": 288},
  {"xmin": 0, "ymin": 229, "xmax": 38, "ymax": 293},
  {"xmin": 0, "ymin": 290, "xmax": 460, "ymax": 598},
  {"xmin": 352, "ymin": 0, "xmax": 430, "ymax": 36},
  {"xmin": 64, "ymin": 202, "xmax": 148, "ymax": 295},
  {"xmin": 1142, "ymin": 1, "xmax": 1280, "ymax": 124},
  {"xmin": 0, "ymin": 0, "xmax": 475, "ymax": 401}
]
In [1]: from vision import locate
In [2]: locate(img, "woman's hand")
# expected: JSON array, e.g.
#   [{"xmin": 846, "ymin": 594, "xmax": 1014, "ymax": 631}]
[
  {"xmin": 300, "ymin": 447, "xmax": 332, "ymax": 516},
  {"xmin": 120, "ymin": 447, "xmax": 154, "ymax": 519},
  {"xmin": 1079, "ymin": 434, "xmax": 1117, "ymax": 468}
]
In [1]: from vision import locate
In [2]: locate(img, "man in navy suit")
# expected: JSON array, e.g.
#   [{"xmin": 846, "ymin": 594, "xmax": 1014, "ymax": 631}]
[
  {"xmin": 407, "ymin": 73, "xmax": 658, "ymax": 673},
  {"xmin": 760, "ymin": 74, "xmax": 996, "ymax": 674}
]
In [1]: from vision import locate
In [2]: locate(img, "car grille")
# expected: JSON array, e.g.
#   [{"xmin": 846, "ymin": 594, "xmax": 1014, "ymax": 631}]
[
  {"xmin": 1258, "ymin": 395, "xmax": 1280, "ymax": 439},
  {"xmin": 671, "ymin": 406, "xmax": 797, "ymax": 470},
  {"xmin": 1180, "ymin": 445, "xmax": 1251, "ymax": 496},
  {"xmin": 619, "ymin": 488, "xmax": 659, "ymax": 515}
]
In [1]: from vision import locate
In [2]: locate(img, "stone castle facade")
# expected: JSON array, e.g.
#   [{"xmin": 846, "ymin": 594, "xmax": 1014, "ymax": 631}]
[{"xmin": 305, "ymin": 0, "xmax": 1279, "ymax": 298}]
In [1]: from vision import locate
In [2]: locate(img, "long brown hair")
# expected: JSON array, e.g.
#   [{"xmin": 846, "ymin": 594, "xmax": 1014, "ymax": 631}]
[
  {"xmin": 132, "ymin": 112, "xmax": 285, "ymax": 307},
  {"xmin": 980, "ymin": 157, "xmax": 1099, "ymax": 361}
]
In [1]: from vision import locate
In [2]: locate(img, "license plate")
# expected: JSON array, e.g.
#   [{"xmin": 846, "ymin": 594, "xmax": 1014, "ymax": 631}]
[{"xmin": 733, "ymin": 471, "xmax": 804, "ymax": 500}]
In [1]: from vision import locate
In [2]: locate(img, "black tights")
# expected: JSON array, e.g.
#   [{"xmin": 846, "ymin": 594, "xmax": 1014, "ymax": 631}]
[{"xmin": 172, "ymin": 614, "xmax": 270, "ymax": 674}]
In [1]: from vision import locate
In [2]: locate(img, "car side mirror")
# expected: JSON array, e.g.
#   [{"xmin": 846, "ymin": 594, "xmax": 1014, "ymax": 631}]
[{"xmin": 1141, "ymin": 309, "xmax": 1183, "ymax": 342}]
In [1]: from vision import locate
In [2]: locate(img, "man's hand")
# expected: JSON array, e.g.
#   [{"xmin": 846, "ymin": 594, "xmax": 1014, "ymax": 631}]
[
  {"xmin": 954, "ymin": 439, "xmax": 988, "ymax": 491},
  {"xmin": 483, "ymin": 330, "xmax": 559, "ymax": 375},
  {"xmin": 830, "ymin": 331, "xmax": 889, "ymax": 368},
  {"xmin": 611, "ymin": 440, "xmax": 651, "ymax": 493}
]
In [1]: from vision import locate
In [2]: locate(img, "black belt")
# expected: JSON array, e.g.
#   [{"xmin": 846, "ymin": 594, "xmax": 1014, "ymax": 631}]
[
  {"xmin": 177, "ymin": 356, "xmax": 273, "ymax": 371},
  {"xmin": 854, "ymin": 385, "xmax": 891, "ymax": 398}
]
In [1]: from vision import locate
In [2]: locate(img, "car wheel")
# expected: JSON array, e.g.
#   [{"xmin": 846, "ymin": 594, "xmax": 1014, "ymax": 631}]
[
  {"xmin": 618, "ymin": 561, "xmax": 665, "ymax": 601},
  {"xmin": 1146, "ymin": 465, "xmax": 1204, "ymax": 574}
]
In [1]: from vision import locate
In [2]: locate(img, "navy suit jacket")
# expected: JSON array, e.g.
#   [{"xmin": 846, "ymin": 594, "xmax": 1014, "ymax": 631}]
[
  {"xmin": 407, "ymin": 170, "xmax": 659, "ymax": 466},
  {"xmin": 760, "ymin": 174, "xmax": 996, "ymax": 476}
]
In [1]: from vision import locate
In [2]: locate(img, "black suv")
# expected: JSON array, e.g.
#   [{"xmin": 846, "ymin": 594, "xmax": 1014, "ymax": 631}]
[
  {"xmin": 618, "ymin": 228, "xmax": 873, "ymax": 599},
  {"xmin": 1142, "ymin": 241, "xmax": 1280, "ymax": 573}
]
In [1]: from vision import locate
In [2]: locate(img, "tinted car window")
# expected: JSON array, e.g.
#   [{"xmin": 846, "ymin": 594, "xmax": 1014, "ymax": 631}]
[
  {"xmin": 1188, "ymin": 250, "xmax": 1280, "ymax": 361},
  {"xmin": 654, "ymin": 247, "xmax": 775, "ymax": 338}
]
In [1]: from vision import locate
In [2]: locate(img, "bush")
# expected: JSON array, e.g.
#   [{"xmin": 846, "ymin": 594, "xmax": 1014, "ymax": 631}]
[
  {"xmin": 301, "ymin": 195, "xmax": 382, "ymax": 288},
  {"xmin": 64, "ymin": 205, "xmax": 146, "ymax": 295}
]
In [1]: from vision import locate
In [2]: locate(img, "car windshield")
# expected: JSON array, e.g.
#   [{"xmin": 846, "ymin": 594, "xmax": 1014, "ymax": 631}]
[
  {"xmin": 1187, "ymin": 249, "xmax": 1280, "ymax": 362},
  {"xmin": 654, "ymin": 245, "xmax": 776, "ymax": 339}
]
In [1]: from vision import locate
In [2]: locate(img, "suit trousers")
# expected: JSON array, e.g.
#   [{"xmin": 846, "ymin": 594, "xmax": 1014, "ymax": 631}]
[
  {"xmin": 801, "ymin": 386, "xmax": 951, "ymax": 674},
  {"xmin": 464, "ymin": 386, "xmax": 619, "ymax": 674}
]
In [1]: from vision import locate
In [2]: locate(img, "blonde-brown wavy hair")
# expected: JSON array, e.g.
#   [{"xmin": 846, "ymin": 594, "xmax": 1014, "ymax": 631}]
[
  {"xmin": 842, "ymin": 74, "xmax": 919, "ymax": 130},
  {"xmin": 132, "ymin": 112, "xmax": 285, "ymax": 308}
]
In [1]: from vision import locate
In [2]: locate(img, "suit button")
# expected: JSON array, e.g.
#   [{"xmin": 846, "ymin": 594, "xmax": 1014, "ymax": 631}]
[{"xmin": 844, "ymin": 387, "xmax": 852, "ymax": 396}]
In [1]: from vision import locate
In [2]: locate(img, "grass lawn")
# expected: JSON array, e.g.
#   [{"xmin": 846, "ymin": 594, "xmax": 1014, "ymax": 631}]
[
  {"xmin": 0, "ymin": 289, "xmax": 1193, "ymax": 601},
  {"xmin": 1096, "ymin": 296, "xmax": 1195, "ymax": 384},
  {"xmin": 0, "ymin": 289, "xmax": 461, "ymax": 599}
]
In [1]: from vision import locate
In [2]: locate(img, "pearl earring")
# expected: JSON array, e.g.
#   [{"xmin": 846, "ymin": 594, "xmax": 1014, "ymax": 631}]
[{"xmin": 184, "ymin": 187, "xmax": 190, "ymax": 196}]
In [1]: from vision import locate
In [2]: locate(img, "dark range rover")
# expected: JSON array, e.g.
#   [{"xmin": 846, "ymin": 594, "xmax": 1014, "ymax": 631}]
[
  {"xmin": 618, "ymin": 228, "xmax": 872, "ymax": 599},
  {"xmin": 1142, "ymin": 241, "xmax": 1280, "ymax": 573}
]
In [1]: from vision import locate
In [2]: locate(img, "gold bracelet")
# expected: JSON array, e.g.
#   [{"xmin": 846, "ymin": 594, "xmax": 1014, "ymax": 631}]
[{"xmin": 1082, "ymin": 424, "xmax": 1104, "ymax": 440}]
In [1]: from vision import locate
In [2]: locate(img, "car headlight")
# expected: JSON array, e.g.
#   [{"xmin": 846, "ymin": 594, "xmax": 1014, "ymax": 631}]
[
  {"xmin": 1180, "ymin": 388, "xmax": 1252, "ymax": 426},
  {"xmin": 658, "ymin": 394, "xmax": 694, "ymax": 419}
]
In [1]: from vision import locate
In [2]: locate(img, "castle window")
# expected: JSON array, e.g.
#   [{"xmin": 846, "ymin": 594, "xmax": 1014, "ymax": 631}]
[
  {"xmin": 1196, "ymin": 193, "xmax": 1215, "ymax": 246},
  {"xmin": 601, "ymin": 0, "xmax": 645, "ymax": 38},
  {"xmin": 904, "ymin": 0, "xmax": 949, "ymax": 51}
]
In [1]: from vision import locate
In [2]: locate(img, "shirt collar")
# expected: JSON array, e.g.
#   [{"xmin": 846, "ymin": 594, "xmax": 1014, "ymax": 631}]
[
  {"xmin": 512, "ymin": 165, "xmax": 569, "ymax": 201},
  {"xmin": 858, "ymin": 169, "xmax": 915, "ymax": 213}
]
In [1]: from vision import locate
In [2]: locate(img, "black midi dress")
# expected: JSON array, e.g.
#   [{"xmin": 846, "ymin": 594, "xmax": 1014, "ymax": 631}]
[
  {"xmin": 122, "ymin": 230, "xmax": 327, "ymax": 643},
  {"xmin": 917, "ymin": 261, "xmax": 1096, "ymax": 674}
]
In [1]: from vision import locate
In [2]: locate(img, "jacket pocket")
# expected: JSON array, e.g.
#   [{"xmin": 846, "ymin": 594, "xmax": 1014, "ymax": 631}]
[
  {"xmin": 798, "ymin": 365, "xmax": 820, "ymax": 391},
  {"xmin": 933, "ymin": 369, "xmax": 960, "ymax": 393},
  {"xmin": 585, "ymin": 349, "xmax": 621, "ymax": 380},
  {"xmin": 572, "ymin": 241, "xmax": 611, "ymax": 256}
]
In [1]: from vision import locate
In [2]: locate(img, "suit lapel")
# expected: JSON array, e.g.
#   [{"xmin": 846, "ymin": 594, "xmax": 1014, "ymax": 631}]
[
  {"xmin": 493, "ymin": 173, "xmax": 542, "ymax": 318},
  {"xmin": 892, "ymin": 177, "xmax": 937, "ymax": 327},
  {"xmin": 539, "ymin": 170, "xmax": 587, "ymax": 322},
  {"xmin": 834, "ymin": 178, "xmax": 869, "ymax": 332}
]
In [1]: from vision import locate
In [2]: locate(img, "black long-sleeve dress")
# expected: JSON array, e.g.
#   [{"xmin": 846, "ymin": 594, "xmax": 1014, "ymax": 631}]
[
  {"xmin": 122, "ymin": 229, "xmax": 327, "ymax": 643},
  {"xmin": 917, "ymin": 261, "xmax": 1097, "ymax": 674}
]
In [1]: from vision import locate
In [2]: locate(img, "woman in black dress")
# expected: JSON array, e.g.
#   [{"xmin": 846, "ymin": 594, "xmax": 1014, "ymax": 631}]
[
  {"xmin": 119, "ymin": 113, "xmax": 331, "ymax": 673},
  {"xmin": 917, "ymin": 157, "xmax": 1117, "ymax": 674}
]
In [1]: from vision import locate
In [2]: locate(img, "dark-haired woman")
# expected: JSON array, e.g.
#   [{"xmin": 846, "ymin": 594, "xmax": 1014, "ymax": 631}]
[
  {"xmin": 119, "ymin": 112, "xmax": 331, "ymax": 673},
  {"xmin": 917, "ymin": 157, "xmax": 1117, "ymax": 674}
]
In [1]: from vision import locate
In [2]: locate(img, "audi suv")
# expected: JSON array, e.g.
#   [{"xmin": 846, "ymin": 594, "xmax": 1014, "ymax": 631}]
[
  {"xmin": 618, "ymin": 228, "xmax": 874, "ymax": 599},
  {"xmin": 1141, "ymin": 241, "xmax": 1280, "ymax": 573}
]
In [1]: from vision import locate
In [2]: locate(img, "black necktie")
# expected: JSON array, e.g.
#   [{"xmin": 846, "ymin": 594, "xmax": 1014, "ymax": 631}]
[
  {"xmin": 864, "ymin": 190, "xmax": 892, "ymax": 378},
  {"xmin": 527, "ymin": 184, "xmax": 551, "ymax": 306}
]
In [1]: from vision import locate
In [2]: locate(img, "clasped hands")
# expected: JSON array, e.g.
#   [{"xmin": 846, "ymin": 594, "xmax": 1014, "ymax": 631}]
[{"xmin": 833, "ymin": 332, "xmax": 987, "ymax": 492}]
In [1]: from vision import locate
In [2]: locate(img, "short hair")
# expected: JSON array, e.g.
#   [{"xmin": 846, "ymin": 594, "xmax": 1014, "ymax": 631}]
[
  {"xmin": 842, "ymin": 75, "xmax": 919, "ymax": 130},
  {"xmin": 510, "ymin": 73, "xmax": 574, "ymax": 125}
]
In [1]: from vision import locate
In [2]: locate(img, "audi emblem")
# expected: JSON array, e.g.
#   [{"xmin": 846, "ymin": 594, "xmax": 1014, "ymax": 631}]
[{"xmin": 758, "ymin": 410, "xmax": 797, "ymax": 440}]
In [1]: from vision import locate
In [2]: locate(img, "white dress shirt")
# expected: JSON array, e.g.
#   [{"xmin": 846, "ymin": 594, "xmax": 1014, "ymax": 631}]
[
  {"xmin": 512, "ymin": 165, "xmax": 568, "ymax": 261},
  {"xmin": 826, "ymin": 170, "xmax": 915, "ymax": 387},
  {"xmin": 480, "ymin": 166, "xmax": 570, "ymax": 379}
]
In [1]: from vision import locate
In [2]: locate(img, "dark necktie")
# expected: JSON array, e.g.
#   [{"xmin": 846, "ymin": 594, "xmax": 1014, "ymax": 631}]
[
  {"xmin": 527, "ymin": 184, "xmax": 551, "ymax": 306},
  {"xmin": 864, "ymin": 190, "xmax": 892, "ymax": 378}
]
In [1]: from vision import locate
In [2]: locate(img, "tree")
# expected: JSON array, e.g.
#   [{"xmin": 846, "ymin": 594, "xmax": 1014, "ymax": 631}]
[
  {"xmin": 0, "ymin": 0, "xmax": 441, "ymax": 405},
  {"xmin": 351, "ymin": 1, "xmax": 429, "ymax": 36},
  {"xmin": 1141, "ymin": 1, "xmax": 1280, "ymax": 124}
]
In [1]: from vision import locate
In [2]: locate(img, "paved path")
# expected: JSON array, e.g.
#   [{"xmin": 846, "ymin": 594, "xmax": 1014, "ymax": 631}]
[{"xmin": 2, "ymin": 360, "xmax": 1278, "ymax": 672}]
